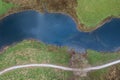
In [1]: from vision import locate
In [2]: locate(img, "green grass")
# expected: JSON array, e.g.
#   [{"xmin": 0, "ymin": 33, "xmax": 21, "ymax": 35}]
[
  {"xmin": 87, "ymin": 50, "xmax": 120, "ymax": 65},
  {"xmin": 0, "ymin": 40, "xmax": 72, "ymax": 80},
  {"xmin": 0, "ymin": 41, "xmax": 120, "ymax": 80},
  {"xmin": 76, "ymin": 0, "xmax": 120, "ymax": 28},
  {"xmin": 83, "ymin": 50, "xmax": 120, "ymax": 80},
  {"xmin": 0, "ymin": 0, "xmax": 14, "ymax": 15},
  {"xmin": 81, "ymin": 69, "xmax": 108, "ymax": 80}
]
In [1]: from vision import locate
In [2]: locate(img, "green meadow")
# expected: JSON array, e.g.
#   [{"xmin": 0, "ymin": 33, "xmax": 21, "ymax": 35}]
[
  {"xmin": 87, "ymin": 50, "xmax": 120, "ymax": 65},
  {"xmin": 76, "ymin": 0, "xmax": 120, "ymax": 29},
  {"xmin": 0, "ymin": 0, "xmax": 14, "ymax": 15},
  {"xmin": 0, "ymin": 40, "xmax": 72, "ymax": 80},
  {"xmin": 83, "ymin": 50, "xmax": 120, "ymax": 80},
  {"xmin": 0, "ymin": 40, "xmax": 120, "ymax": 80}
]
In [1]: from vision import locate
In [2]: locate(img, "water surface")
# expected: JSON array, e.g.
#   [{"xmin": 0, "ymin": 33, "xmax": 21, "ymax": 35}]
[{"xmin": 0, "ymin": 10, "xmax": 120, "ymax": 52}]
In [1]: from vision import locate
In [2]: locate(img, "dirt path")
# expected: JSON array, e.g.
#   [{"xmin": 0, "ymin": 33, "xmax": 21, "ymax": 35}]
[{"xmin": 0, "ymin": 60, "xmax": 120, "ymax": 75}]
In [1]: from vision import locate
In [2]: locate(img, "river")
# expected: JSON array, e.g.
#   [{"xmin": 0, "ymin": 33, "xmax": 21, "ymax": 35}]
[{"xmin": 0, "ymin": 10, "xmax": 120, "ymax": 52}]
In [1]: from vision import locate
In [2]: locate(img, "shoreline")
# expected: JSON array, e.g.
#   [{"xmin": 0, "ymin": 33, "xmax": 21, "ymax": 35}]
[
  {"xmin": 1, "ymin": 8, "xmax": 120, "ymax": 33},
  {"xmin": 1, "ymin": 0, "xmax": 120, "ymax": 32}
]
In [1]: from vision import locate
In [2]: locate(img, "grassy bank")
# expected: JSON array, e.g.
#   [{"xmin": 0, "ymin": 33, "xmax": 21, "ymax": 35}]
[
  {"xmin": 0, "ymin": 0, "xmax": 14, "ymax": 15},
  {"xmin": 76, "ymin": 0, "xmax": 120, "ymax": 29},
  {"xmin": 87, "ymin": 50, "xmax": 120, "ymax": 65},
  {"xmin": 83, "ymin": 50, "xmax": 120, "ymax": 80},
  {"xmin": 0, "ymin": 40, "xmax": 72, "ymax": 80},
  {"xmin": 0, "ymin": 41, "xmax": 120, "ymax": 80}
]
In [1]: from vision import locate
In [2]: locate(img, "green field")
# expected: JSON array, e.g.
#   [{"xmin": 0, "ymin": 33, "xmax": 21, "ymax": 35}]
[
  {"xmin": 0, "ymin": 40, "xmax": 72, "ymax": 80},
  {"xmin": 87, "ymin": 50, "xmax": 120, "ymax": 65},
  {"xmin": 76, "ymin": 0, "xmax": 120, "ymax": 29},
  {"xmin": 0, "ymin": 40, "xmax": 120, "ymax": 80},
  {"xmin": 0, "ymin": 0, "xmax": 14, "ymax": 15},
  {"xmin": 84, "ymin": 50, "xmax": 120, "ymax": 80}
]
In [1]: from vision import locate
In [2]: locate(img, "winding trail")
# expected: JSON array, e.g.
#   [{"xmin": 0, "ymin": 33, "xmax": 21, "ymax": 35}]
[{"xmin": 0, "ymin": 59, "xmax": 120, "ymax": 75}]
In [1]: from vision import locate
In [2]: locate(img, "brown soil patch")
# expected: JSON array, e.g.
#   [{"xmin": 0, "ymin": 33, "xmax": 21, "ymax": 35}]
[
  {"xmin": 1, "ymin": 0, "xmax": 78, "ymax": 24},
  {"xmin": 105, "ymin": 64, "xmax": 120, "ymax": 80},
  {"xmin": 68, "ymin": 49, "xmax": 91, "ymax": 80}
]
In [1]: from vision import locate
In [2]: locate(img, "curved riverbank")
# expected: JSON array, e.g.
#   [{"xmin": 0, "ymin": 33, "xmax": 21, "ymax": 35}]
[
  {"xmin": 0, "ymin": 0, "xmax": 78, "ymax": 26},
  {"xmin": 1, "ymin": 0, "xmax": 120, "ymax": 32}
]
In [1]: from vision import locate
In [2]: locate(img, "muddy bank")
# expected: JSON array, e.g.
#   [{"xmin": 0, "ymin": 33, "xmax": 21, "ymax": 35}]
[
  {"xmin": 80, "ymin": 16, "xmax": 120, "ymax": 32},
  {"xmin": 1, "ymin": 0, "xmax": 86, "ymax": 32},
  {"xmin": 79, "ymin": 17, "xmax": 113, "ymax": 32},
  {"xmin": 1, "ymin": 0, "xmax": 117, "ymax": 32},
  {"xmin": 0, "ymin": 0, "xmax": 44, "ymax": 19},
  {"xmin": 1, "ymin": 0, "xmax": 78, "ymax": 24}
]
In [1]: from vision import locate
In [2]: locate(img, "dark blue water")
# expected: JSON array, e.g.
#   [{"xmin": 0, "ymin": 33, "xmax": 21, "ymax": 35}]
[{"xmin": 0, "ymin": 10, "xmax": 120, "ymax": 52}]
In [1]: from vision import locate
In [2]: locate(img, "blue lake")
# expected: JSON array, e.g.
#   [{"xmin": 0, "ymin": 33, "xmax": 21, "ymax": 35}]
[{"xmin": 0, "ymin": 10, "xmax": 120, "ymax": 52}]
